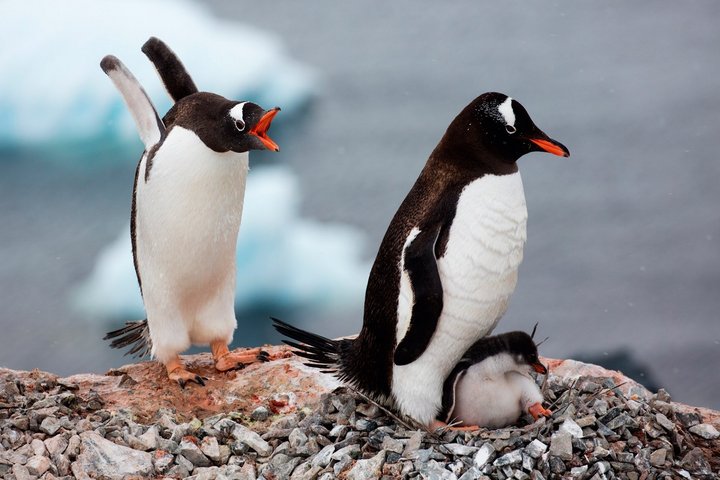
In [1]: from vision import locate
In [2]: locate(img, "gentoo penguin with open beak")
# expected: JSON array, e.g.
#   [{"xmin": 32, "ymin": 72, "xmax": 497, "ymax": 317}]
[
  {"xmin": 435, "ymin": 329, "xmax": 551, "ymax": 430},
  {"xmin": 102, "ymin": 38, "xmax": 280, "ymax": 387},
  {"xmin": 274, "ymin": 92, "xmax": 568, "ymax": 425}
]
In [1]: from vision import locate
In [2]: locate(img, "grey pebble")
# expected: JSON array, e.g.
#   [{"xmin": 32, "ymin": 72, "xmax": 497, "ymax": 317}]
[
  {"xmin": 179, "ymin": 439, "xmax": 211, "ymax": 467},
  {"xmin": 250, "ymin": 406, "xmax": 270, "ymax": 421},
  {"xmin": 331, "ymin": 443, "xmax": 361, "ymax": 461},
  {"xmin": 39, "ymin": 417, "xmax": 62, "ymax": 436},
  {"xmin": 311, "ymin": 444, "xmax": 335, "ymax": 468},
  {"xmin": 288, "ymin": 427, "xmax": 308, "ymax": 448},
  {"xmin": 44, "ymin": 434, "xmax": 68, "ymax": 458},
  {"xmin": 175, "ymin": 453, "xmax": 196, "ymax": 472},
  {"xmin": 442, "ymin": 443, "xmax": 478, "ymax": 456},
  {"xmin": 493, "ymin": 449, "xmax": 522, "ymax": 467},
  {"xmin": 153, "ymin": 450, "xmax": 175, "ymax": 474},
  {"xmin": 549, "ymin": 432, "xmax": 572, "ymax": 461},
  {"xmin": 688, "ymin": 423, "xmax": 719, "ymax": 440},
  {"xmin": 345, "ymin": 449, "xmax": 386, "ymax": 480},
  {"xmin": 25, "ymin": 455, "xmax": 51, "ymax": 476},
  {"xmin": 75, "ymin": 431, "xmax": 154, "ymax": 480},
  {"xmin": 649, "ymin": 448, "xmax": 667, "ymax": 467}
]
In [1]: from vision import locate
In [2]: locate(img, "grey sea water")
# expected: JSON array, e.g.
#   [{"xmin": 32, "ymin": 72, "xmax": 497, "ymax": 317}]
[{"xmin": 1, "ymin": 1, "xmax": 719, "ymax": 409}]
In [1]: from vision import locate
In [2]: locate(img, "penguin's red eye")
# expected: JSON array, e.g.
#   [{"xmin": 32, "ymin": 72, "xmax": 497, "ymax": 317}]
[{"xmin": 235, "ymin": 120, "xmax": 246, "ymax": 132}]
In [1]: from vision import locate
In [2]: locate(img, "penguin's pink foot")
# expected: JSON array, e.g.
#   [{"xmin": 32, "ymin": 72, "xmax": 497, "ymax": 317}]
[
  {"xmin": 430, "ymin": 420, "xmax": 480, "ymax": 432},
  {"xmin": 165, "ymin": 358, "xmax": 206, "ymax": 388},
  {"xmin": 528, "ymin": 402, "xmax": 552, "ymax": 420},
  {"xmin": 211, "ymin": 341, "xmax": 270, "ymax": 372}
]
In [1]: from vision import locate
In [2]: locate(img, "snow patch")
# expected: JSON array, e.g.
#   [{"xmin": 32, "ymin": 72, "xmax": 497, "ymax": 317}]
[{"xmin": 0, "ymin": 0, "xmax": 315, "ymax": 154}]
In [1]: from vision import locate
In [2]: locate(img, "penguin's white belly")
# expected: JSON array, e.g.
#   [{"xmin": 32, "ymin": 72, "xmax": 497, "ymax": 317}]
[
  {"xmin": 392, "ymin": 173, "xmax": 527, "ymax": 424},
  {"xmin": 135, "ymin": 127, "xmax": 248, "ymax": 361}
]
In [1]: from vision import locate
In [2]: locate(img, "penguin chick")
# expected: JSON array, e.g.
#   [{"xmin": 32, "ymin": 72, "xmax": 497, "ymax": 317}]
[
  {"xmin": 435, "ymin": 330, "xmax": 551, "ymax": 430},
  {"xmin": 274, "ymin": 92, "xmax": 568, "ymax": 426},
  {"xmin": 101, "ymin": 38, "xmax": 280, "ymax": 387}
]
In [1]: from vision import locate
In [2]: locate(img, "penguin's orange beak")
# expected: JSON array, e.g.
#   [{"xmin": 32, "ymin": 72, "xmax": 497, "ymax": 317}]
[
  {"xmin": 250, "ymin": 107, "xmax": 280, "ymax": 152},
  {"xmin": 532, "ymin": 362, "xmax": 548, "ymax": 374},
  {"xmin": 529, "ymin": 137, "xmax": 570, "ymax": 157}
]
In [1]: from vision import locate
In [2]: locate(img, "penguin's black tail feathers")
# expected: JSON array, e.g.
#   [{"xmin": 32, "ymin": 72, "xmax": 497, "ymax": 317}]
[
  {"xmin": 272, "ymin": 317, "xmax": 346, "ymax": 374},
  {"xmin": 103, "ymin": 319, "xmax": 152, "ymax": 358}
]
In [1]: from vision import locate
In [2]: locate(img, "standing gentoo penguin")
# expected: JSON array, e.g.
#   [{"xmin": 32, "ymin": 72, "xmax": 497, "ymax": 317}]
[
  {"xmin": 436, "ymin": 330, "xmax": 551, "ymax": 430},
  {"xmin": 274, "ymin": 92, "xmax": 568, "ymax": 426},
  {"xmin": 102, "ymin": 38, "xmax": 280, "ymax": 386}
]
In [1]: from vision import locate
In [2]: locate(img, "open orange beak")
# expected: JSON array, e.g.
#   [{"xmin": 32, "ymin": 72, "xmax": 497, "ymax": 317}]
[
  {"xmin": 529, "ymin": 138, "xmax": 570, "ymax": 157},
  {"xmin": 532, "ymin": 362, "xmax": 548, "ymax": 374},
  {"xmin": 250, "ymin": 107, "xmax": 280, "ymax": 152}
]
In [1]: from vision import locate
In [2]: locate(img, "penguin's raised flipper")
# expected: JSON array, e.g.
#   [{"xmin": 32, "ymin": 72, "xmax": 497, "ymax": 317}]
[
  {"xmin": 100, "ymin": 55, "xmax": 165, "ymax": 149},
  {"xmin": 393, "ymin": 225, "xmax": 445, "ymax": 366},
  {"xmin": 141, "ymin": 37, "xmax": 199, "ymax": 102}
]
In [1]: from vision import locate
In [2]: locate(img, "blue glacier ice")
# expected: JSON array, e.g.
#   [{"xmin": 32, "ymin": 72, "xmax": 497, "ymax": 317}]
[
  {"xmin": 73, "ymin": 167, "xmax": 371, "ymax": 319},
  {"xmin": 0, "ymin": 0, "xmax": 315, "ymax": 155}
]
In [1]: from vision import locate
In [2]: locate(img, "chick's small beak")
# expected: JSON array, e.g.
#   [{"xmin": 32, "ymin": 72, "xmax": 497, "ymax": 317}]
[
  {"xmin": 532, "ymin": 362, "xmax": 548, "ymax": 374},
  {"xmin": 529, "ymin": 137, "xmax": 570, "ymax": 158},
  {"xmin": 249, "ymin": 107, "xmax": 280, "ymax": 152}
]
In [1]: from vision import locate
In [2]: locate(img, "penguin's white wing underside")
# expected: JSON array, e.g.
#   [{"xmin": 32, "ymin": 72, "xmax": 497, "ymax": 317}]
[
  {"xmin": 393, "ymin": 223, "xmax": 445, "ymax": 366},
  {"xmin": 100, "ymin": 55, "xmax": 165, "ymax": 148}
]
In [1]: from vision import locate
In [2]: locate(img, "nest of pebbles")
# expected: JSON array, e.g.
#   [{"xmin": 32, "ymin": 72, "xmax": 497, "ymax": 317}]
[{"xmin": 1, "ymin": 369, "xmax": 718, "ymax": 480}]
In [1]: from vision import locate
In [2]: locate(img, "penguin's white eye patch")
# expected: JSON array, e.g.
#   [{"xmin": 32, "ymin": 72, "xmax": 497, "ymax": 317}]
[
  {"xmin": 229, "ymin": 102, "xmax": 247, "ymax": 132},
  {"xmin": 498, "ymin": 97, "xmax": 516, "ymax": 128},
  {"xmin": 505, "ymin": 124, "xmax": 516, "ymax": 134}
]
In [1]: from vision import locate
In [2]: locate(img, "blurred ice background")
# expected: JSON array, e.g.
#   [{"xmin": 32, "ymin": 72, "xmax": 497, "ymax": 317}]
[{"xmin": 1, "ymin": 0, "xmax": 718, "ymax": 409}]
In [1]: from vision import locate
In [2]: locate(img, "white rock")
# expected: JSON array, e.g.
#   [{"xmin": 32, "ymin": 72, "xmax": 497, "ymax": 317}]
[
  {"xmin": 25, "ymin": 455, "xmax": 51, "ymax": 476},
  {"xmin": 689, "ymin": 423, "xmax": 719, "ymax": 440},
  {"xmin": 44, "ymin": 434, "xmax": 69, "ymax": 457},
  {"xmin": 75, "ymin": 431, "xmax": 153, "ymax": 480},
  {"xmin": 559, "ymin": 418, "xmax": 584, "ymax": 438},
  {"xmin": 524, "ymin": 439, "xmax": 548, "ymax": 458},
  {"xmin": 443, "ymin": 443, "xmax": 478, "ymax": 456},
  {"xmin": 549, "ymin": 432, "xmax": 573, "ymax": 461},
  {"xmin": 230, "ymin": 422, "xmax": 273, "ymax": 456},
  {"xmin": 346, "ymin": 450, "xmax": 386, "ymax": 480},
  {"xmin": 473, "ymin": 443, "xmax": 495, "ymax": 468},
  {"xmin": 200, "ymin": 436, "xmax": 222, "ymax": 463}
]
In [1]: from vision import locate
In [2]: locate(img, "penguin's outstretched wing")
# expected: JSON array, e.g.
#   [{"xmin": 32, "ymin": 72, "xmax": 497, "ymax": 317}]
[
  {"xmin": 100, "ymin": 55, "xmax": 165, "ymax": 149},
  {"xmin": 393, "ymin": 224, "xmax": 445, "ymax": 366},
  {"xmin": 141, "ymin": 37, "xmax": 199, "ymax": 102}
]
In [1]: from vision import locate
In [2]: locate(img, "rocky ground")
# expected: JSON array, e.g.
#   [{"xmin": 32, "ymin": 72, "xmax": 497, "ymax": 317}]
[{"xmin": 1, "ymin": 346, "xmax": 718, "ymax": 480}]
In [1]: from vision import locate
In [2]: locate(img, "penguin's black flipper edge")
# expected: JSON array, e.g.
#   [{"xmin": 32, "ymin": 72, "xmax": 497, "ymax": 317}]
[
  {"xmin": 438, "ymin": 362, "xmax": 470, "ymax": 423},
  {"xmin": 141, "ymin": 37, "xmax": 199, "ymax": 102},
  {"xmin": 100, "ymin": 55, "xmax": 165, "ymax": 149},
  {"xmin": 393, "ymin": 225, "xmax": 444, "ymax": 366}
]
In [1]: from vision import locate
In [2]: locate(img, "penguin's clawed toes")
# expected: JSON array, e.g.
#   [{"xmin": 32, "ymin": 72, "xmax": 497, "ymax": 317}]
[
  {"xmin": 528, "ymin": 402, "xmax": 552, "ymax": 420},
  {"xmin": 168, "ymin": 368, "xmax": 206, "ymax": 388},
  {"xmin": 214, "ymin": 347, "xmax": 273, "ymax": 372},
  {"xmin": 429, "ymin": 419, "xmax": 480, "ymax": 433}
]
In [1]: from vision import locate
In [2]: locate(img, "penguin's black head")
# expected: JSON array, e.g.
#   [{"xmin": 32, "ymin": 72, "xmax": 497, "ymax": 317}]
[
  {"xmin": 446, "ymin": 92, "xmax": 569, "ymax": 167},
  {"xmin": 166, "ymin": 93, "xmax": 280, "ymax": 153},
  {"xmin": 503, "ymin": 331, "xmax": 548, "ymax": 375}
]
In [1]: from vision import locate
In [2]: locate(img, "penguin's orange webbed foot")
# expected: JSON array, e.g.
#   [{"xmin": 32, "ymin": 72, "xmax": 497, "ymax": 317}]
[
  {"xmin": 211, "ymin": 342, "xmax": 271, "ymax": 372},
  {"xmin": 167, "ymin": 367, "xmax": 206, "ymax": 388},
  {"xmin": 429, "ymin": 420, "xmax": 480, "ymax": 432},
  {"xmin": 528, "ymin": 402, "xmax": 552, "ymax": 420}
]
